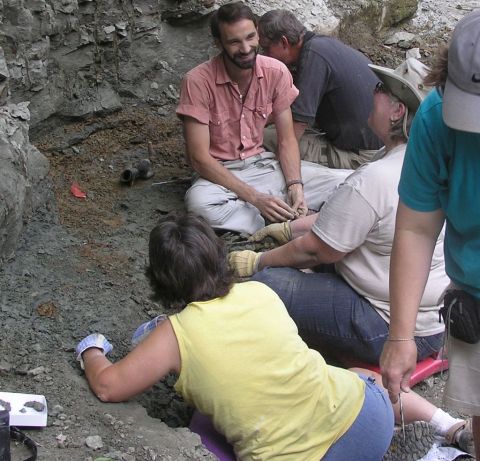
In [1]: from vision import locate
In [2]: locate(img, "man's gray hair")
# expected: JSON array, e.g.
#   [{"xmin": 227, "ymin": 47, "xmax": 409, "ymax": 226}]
[{"xmin": 258, "ymin": 10, "xmax": 307, "ymax": 45}]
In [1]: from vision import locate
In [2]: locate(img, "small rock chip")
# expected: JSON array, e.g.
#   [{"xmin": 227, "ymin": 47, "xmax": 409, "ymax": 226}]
[
  {"xmin": 28, "ymin": 365, "xmax": 46, "ymax": 376},
  {"xmin": 56, "ymin": 433, "xmax": 67, "ymax": 447},
  {"xmin": 85, "ymin": 435, "xmax": 104, "ymax": 450},
  {"xmin": 0, "ymin": 399, "xmax": 11, "ymax": 411},
  {"xmin": 0, "ymin": 361, "xmax": 12, "ymax": 373},
  {"xmin": 50, "ymin": 404, "xmax": 64, "ymax": 417},
  {"xmin": 24, "ymin": 401, "xmax": 45, "ymax": 412}
]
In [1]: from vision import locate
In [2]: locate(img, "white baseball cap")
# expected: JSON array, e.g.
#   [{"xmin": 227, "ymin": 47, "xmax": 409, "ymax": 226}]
[{"xmin": 443, "ymin": 9, "xmax": 480, "ymax": 133}]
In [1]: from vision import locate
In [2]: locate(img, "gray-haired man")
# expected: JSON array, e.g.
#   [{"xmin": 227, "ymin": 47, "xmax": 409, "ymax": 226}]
[{"xmin": 259, "ymin": 10, "xmax": 382, "ymax": 169}]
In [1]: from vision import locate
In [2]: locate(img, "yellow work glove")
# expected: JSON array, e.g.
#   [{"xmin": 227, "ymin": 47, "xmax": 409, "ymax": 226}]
[
  {"xmin": 249, "ymin": 221, "xmax": 292, "ymax": 245},
  {"xmin": 228, "ymin": 250, "xmax": 261, "ymax": 277}
]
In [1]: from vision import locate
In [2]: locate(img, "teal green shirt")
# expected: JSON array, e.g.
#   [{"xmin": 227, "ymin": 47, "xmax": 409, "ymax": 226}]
[{"xmin": 399, "ymin": 89, "xmax": 480, "ymax": 299}]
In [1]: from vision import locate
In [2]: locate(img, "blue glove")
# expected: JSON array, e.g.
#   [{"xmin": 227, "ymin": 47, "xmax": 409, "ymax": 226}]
[
  {"xmin": 131, "ymin": 314, "xmax": 168, "ymax": 347},
  {"xmin": 76, "ymin": 333, "xmax": 113, "ymax": 370}
]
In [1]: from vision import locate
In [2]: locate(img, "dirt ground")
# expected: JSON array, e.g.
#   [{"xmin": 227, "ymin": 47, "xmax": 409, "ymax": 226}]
[{"xmin": 0, "ymin": 6, "xmax": 473, "ymax": 459}]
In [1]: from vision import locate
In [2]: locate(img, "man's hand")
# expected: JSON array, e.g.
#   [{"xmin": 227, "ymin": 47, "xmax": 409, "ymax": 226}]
[
  {"xmin": 379, "ymin": 340, "xmax": 417, "ymax": 403},
  {"xmin": 287, "ymin": 183, "xmax": 308, "ymax": 217},
  {"xmin": 249, "ymin": 222, "xmax": 292, "ymax": 244},
  {"xmin": 252, "ymin": 192, "xmax": 296, "ymax": 222},
  {"xmin": 228, "ymin": 250, "xmax": 261, "ymax": 277},
  {"xmin": 76, "ymin": 333, "xmax": 113, "ymax": 370}
]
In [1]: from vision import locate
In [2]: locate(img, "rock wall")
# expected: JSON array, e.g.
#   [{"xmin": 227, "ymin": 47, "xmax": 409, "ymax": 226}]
[
  {"xmin": 0, "ymin": 47, "xmax": 50, "ymax": 263},
  {"xmin": 0, "ymin": 0, "xmax": 418, "ymax": 129}
]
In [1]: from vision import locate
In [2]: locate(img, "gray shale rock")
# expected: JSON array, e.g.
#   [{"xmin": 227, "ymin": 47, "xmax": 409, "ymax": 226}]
[
  {"xmin": 0, "ymin": 0, "xmax": 418, "ymax": 128},
  {"xmin": 0, "ymin": 100, "xmax": 50, "ymax": 265}
]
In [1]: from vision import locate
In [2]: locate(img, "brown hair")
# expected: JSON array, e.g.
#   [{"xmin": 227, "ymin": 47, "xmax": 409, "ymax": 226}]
[
  {"xmin": 424, "ymin": 45, "xmax": 449, "ymax": 90},
  {"xmin": 146, "ymin": 213, "xmax": 233, "ymax": 307},
  {"xmin": 210, "ymin": 2, "xmax": 257, "ymax": 40}
]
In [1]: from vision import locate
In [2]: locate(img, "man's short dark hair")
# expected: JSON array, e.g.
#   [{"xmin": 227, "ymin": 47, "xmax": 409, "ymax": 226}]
[
  {"xmin": 258, "ymin": 10, "xmax": 306, "ymax": 46},
  {"xmin": 146, "ymin": 213, "xmax": 233, "ymax": 307},
  {"xmin": 210, "ymin": 1, "xmax": 258, "ymax": 40}
]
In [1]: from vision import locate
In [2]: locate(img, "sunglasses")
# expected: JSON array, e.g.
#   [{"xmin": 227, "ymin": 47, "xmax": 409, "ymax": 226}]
[{"xmin": 374, "ymin": 81, "xmax": 387, "ymax": 94}]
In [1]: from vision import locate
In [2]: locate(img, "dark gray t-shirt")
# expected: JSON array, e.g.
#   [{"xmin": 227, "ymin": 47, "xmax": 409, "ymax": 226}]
[{"xmin": 292, "ymin": 33, "xmax": 382, "ymax": 152}]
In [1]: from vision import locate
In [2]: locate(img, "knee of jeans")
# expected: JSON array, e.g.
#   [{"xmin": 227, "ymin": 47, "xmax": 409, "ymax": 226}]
[
  {"xmin": 252, "ymin": 267, "xmax": 300, "ymax": 303},
  {"xmin": 415, "ymin": 334, "xmax": 443, "ymax": 360},
  {"xmin": 253, "ymin": 267, "xmax": 296, "ymax": 285}
]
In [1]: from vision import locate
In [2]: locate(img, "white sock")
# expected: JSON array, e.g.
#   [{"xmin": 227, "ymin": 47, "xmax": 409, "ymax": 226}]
[{"xmin": 429, "ymin": 408, "xmax": 463, "ymax": 437}]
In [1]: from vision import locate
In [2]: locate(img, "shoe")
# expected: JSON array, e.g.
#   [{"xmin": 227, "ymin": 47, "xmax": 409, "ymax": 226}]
[
  {"xmin": 136, "ymin": 159, "xmax": 154, "ymax": 180},
  {"xmin": 445, "ymin": 419, "xmax": 474, "ymax": 455},
  {"xmin": 383, "ymin": 421, "xmax": 435, "ymax": 461},
  {"xmin": 120, "ymin": 159, "xmax": 154, "ymax": 185}
]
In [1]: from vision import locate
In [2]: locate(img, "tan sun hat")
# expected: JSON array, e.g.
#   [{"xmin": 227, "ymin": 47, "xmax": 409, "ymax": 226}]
[{"xmin": 369, "ymin": 58, "xmax": 431, "ymax": 112}]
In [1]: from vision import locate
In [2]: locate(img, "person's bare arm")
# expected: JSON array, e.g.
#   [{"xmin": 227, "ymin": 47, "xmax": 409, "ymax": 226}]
[
  {"xmin": 183, "ymin": 116, "xmax": 296, "ymax": 222},
  {"xmin": 274, "ymin": 109, "xmax": 307, "ymax": 215},
  {"xmin": 292, "ymin": 120, "xmax": 308, "ymax": 142},
  {"xmin": 290, "ymin": 213, "xmax": 319, "ymax": 238},
  {"xmin": 82, "ymin": 320, "xmax": 180, "ymax": 402},
  {"xmin": 380, "ymin": 201, "xmax": 445, "ymax": 400},
  {"xmin": 258, "ymin": 230, "xmax": 346, "ymax": 271}
]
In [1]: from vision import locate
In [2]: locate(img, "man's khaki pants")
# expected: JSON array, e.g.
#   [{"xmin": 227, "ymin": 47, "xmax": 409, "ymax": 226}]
[
  {"xmin": 263, "ymin": 125, "xmax": 378, "ymax": 170},
  {"xmin": 185, "ymin": 152, "xmax": 351, "ymax": 235}
]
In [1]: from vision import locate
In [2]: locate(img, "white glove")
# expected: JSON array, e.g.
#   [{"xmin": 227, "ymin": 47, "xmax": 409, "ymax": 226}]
[{"xmin": 75, "ymin": 333, "xmax": 113, "ymax": 370}]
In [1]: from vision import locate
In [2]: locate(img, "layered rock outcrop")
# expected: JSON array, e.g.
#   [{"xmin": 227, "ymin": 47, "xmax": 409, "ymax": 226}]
[
  {"xmin": 0, "ymin": 0, "xmax": 418, "ymax": 128},
  {"xmin": 0, "ymin": 47, "xmax": 50, "ymax": 263}
]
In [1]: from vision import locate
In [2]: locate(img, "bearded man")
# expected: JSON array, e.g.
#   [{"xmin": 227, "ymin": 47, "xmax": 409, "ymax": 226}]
[{"xmin": 176, "ymin": 2, "xmax": 349, "ymax": 234}]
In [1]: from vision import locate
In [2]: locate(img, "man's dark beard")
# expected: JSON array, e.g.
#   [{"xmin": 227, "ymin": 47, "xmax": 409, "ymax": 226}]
[{"xmin": 223, "ymin": 47, "xmax": 258, "ymax": 69}]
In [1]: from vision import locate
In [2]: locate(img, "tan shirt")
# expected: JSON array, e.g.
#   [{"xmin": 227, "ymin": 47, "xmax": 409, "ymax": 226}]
[
  {"xmin": 312, "ymin": 145, "xmax": 448, "ymax": 336},
  {"xmin": 176, "ymin": 54, "xmax": 298, "ymax": 161}
]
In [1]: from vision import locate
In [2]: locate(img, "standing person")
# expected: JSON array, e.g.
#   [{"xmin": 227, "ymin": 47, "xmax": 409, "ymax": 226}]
[
  {"xmin": 176, "ymin": 2, "xmax": 350, "ymax": 235},
  {"xmin": 76, "ymin": 213, "xmax": 395, "ymax": 461},
  {"xmin": 380, "ymin": 10, "xmax": 480, "ymax": 460},
  {"xmin": 258, "ymin": 9, "xmax": 382, "ymax": 169}
]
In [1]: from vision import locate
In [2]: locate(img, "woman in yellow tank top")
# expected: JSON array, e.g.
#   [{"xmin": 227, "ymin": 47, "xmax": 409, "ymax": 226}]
[{"xmin": 75, "ymin": 214, "xmax": 459, "ymax": 460}]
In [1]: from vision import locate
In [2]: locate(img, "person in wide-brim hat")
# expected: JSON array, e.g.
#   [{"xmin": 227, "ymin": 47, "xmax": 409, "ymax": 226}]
[{"xmin": 367, "ymin": 58, "xmax": 431, "ymax": 142}]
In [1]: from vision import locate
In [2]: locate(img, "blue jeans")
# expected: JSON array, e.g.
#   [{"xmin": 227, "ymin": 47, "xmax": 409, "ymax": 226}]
[
  {"xmin": 322, "ymin": 375, "xmax": 394, "ymax": 461},
  {"xmin": 252, "ymin": 267, "xmax": 443, "ymax": 364}
]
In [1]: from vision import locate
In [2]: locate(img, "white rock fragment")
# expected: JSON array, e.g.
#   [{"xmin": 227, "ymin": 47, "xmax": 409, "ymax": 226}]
[
  {"xmin": 85, "ymin": 435, "xmax": 103, "ymax": 450},
  {"xmin": 384, "ymin": 31, "xmax": 416, "ymax": 45},
  {"xmin": 56, "ymin": 433, "xmax": 67, "ymax": 447},
  {"xmin": 103, "ymin": 25, "xmax": 116, "ymax": 35},
  {"xmin": 406, "ymin": 47, "xmax": 422, "ymax": 59}
]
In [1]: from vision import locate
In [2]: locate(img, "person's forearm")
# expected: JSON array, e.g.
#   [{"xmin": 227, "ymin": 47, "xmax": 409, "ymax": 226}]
[
  {"xmin": 258, "ymin": 230, "xmax": 344, "ymax": 270},
  {"xmin": 290, "ymin": 213, "xmax": 318, "ymax": 238},
  {"xmin": 191, "ymin": 155, "xmax": 258, "ymax": 205},
  {"xmin": 293, "ymin": 121, "xmax": 307, "ymax": 141},
  {"xmin": 276, "ymin": 135, "xmax": 302, "ymax": 184},
  {"xmin": 388, "ymin": 204, "xmax": 445, "ymax": 338},
  {"xmin": 82, "ymin": 348, "xmax": 118, "ymax": 402},
  {"xmin": 388, "ymin": 229, "xmax": 437, "ymax": 337}
]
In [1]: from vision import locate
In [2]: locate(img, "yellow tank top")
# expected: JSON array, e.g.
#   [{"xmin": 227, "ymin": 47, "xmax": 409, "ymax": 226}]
[{"xmin": 170, "ymin": 281, "xmax": 365, "ymax": 461}]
